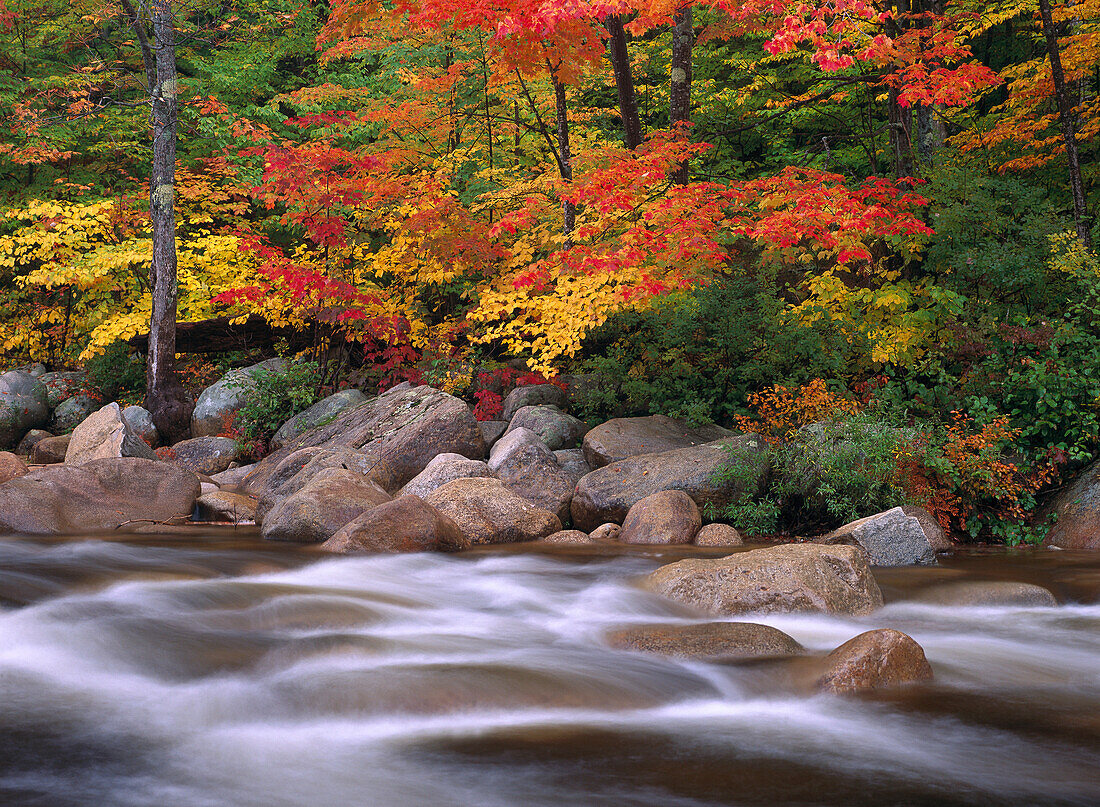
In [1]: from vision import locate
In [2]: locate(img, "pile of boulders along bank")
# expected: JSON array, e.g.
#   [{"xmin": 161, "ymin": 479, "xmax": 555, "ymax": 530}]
[{"xmin": 0, "ymin": 360, "xmax": 1075, "ymax": 693}]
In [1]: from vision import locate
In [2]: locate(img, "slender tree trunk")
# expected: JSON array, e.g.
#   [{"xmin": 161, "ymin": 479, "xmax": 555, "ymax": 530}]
[
  {"xmin": 670, "ymin": 5, "xmax": 693, "ymax": 183},
  {"xmin": 887, "ymin": 86, "xmax": 915, "ymax": 178},
  {"xmin": 604, "ymin": 15, "xmax": 642, "ymax": 149},
  {"xmin": 914, "ymin": 0, "xmax": 946, "ymax": 170},
  {"xmin": 1038, "ymin": 0, "xmax": 1092, "ymax": 248},
  {"xmin": 550, "ymin": 67, "xmax": 575, "ymax": 241},
  {"xmin": 143, "ymin": 0, "xmax": 191, "ymax": 441}
]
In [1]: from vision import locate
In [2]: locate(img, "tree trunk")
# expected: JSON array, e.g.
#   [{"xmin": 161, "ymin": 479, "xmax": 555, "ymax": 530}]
[
  {"xmin": 1038, "ymin": 0, "xmax": 1092, "ymax": 249},
  {"xmin": 551, "ymin": 69, "xmax": 575, "ymax": 241},
  {"xmin": 604, "ymin": 15, "xmax": 642, "ymax": 149},
  {"xmin": 144, "ymin": 0, "xmax": 191, "ymax": 441},
  {"xmin": 914, "ymin": 0, "xmax": 946, "ymax": 170},
  {"xmin": 887, "ymin": 86, "xmax": 915, "ymax": 178},
  {"xmin": 670, "ymin": 5, "xmax": 693, "ymax": 183}
]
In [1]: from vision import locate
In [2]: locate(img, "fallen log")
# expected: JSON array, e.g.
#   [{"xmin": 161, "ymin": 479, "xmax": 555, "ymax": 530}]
[{"xmin": 128, "ymin": 315, "xmax": 313, "ymax": 355}]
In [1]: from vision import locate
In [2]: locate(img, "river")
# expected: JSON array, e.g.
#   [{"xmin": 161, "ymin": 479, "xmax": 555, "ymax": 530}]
[{"xmin": 1, "ymin": 531, "xmax": 1098, "ymax": 806}]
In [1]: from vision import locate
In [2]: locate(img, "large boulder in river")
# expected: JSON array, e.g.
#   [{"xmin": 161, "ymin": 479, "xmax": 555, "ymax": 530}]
[
  {"xmin": 424, "ymin": 477, "xmax": 561, "ymax": 544},
  {"xmin": 261, "ymin": 468, "xmax": 392, "ymax": 543},
  {"xmin": 505, "ymin": 405, "xmax": 587, "ymax": 450},
  {"xmin": 239, "ymin": 384, "xmax": 485, "ymax": 495},
  {"xmin": 571, "ymin": 436, "xmax": 769, "ymax": 532},
  {"xmin": 162, "ymin": 435, "xmax": 241, "ymax": 476},
  {"xmin": 270, "ymin": 388, "xmax": 369, "ymax": 450},
  {"xmin": 821, "ymin": 507, "xmax": 936, "ymax": 566},
  {"xmin": 1045, "ymin": 460, "xmax": 1100, "ymax": 549},
  {"xmin": 0, "ymin": 457, "xmax": 200, "ymax": 534},
  {"xmin": 488, "ymin": 428, "xmax": 574, "ymax": 522},
  {"xmin": 642, "ymin": 543, "xmax": 883, "ymax": 617},
  {"xmin": 65, "ymin": 402, "xmax": 157, "ymax": 465},
  {"xmin": 0, "ymin": 370, "xmax": 50, "ymax": 449},
  {"xmin": 582, "ymin": 415, "xmax": 735, "ymax": 468},
  {"xmin": 191, "ymin": 358, "xmax": 288, "ymax": 438},
  {"xmin": 502, "ymin": 383, "xmax": 567, "ymax": 421},
  {"xmin": 814, "ymin": 629, "xmax": 933, "ymax": 693},
  {"xmin": 605, "ymin": 622, "xmax": 804, "ymax": 660},
  {"xmin": 619, "ymin": 489, "xmax": 702, "ymax": 545},
  {"xmin": 322, "ymin": 495, "xmax": 470, "ymax": 554},
  {"xmin": 399, "ymin": 453, "xmax": 492, "ymax": 499}
]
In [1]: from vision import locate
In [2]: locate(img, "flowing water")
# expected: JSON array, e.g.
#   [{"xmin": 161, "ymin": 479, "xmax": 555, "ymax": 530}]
[{"xmin": 1, "ymin": 531, "xmax": 1099, "ymax": 807}]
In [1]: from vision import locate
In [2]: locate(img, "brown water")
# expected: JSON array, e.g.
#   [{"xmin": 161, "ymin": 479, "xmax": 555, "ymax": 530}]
[{"xmin": 1, "ymin": 530, "xmax": 1098, "ymax": 807}]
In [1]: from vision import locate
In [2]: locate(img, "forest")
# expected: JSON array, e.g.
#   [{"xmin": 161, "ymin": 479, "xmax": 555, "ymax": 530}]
[{"xmin": 1, "ymin": 0, "xmax": 1098, "ymax": 543}]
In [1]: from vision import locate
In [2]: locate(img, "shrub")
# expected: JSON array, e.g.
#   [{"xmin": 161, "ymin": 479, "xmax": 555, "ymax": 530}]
[
  {"xmin": 708, "ymin": 382, "xmax": 914, "ymax": 536},
  {"xmin": 572, "ymin": 274, "xmax": 859, "ymax": 426},
  {"xmin": 84, "ymin": 340, "xmax": 146, "ymax": 404},
  {"xmin": 231, "ymin": 360, "xmax": 321, "ymax": 444}
]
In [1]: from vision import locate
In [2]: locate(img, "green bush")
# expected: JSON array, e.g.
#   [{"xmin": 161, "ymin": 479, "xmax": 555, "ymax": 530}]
[
  {"xmin": 231, "ymin": 360, "xmax": 321, "ymax": 443},
  {"xmin": 85, "ymin": 341, "xmax": 146, "ymax": 403},
  {"xmin": 708, "ymin": 410, "xmax": 913, "ymax": 536},
  {"xmin": 572, "ymin": 274, "xmax": 860, "ymax": 426}
]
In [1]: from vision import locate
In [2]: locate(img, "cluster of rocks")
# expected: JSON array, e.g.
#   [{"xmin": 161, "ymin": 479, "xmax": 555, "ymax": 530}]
[{"xmin": 0, "ymin": 359, "xmax": 1076, "ymax": 695}]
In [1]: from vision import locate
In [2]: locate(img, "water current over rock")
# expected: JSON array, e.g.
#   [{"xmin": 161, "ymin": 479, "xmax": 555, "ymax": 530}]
[{"xmin": 1, "ymin": 533, "xmax": 1098, "ymax": 806}]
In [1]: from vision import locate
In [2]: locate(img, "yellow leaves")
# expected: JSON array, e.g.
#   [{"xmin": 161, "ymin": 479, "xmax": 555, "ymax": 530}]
[{"xmin": 791, "ymin": 271, "xmax": 964, "ymax": 367}]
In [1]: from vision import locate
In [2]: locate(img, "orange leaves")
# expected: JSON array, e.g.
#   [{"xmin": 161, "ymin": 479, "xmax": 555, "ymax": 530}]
[{"xmin": 732, "ymin": 379, "xmax": 861, "ymax": 440}]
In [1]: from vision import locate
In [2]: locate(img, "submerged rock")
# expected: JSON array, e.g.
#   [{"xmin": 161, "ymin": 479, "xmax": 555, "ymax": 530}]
[
  {"xmin": 814, "ymin": 629, "xmax": 933, "ymax": 693},
  {"xmin": 541, "ymin": 529, "xmax": 597, "ymax": 545},
  {"xmin": 913, "ymin": 581, "xmax": 1057, "ymax": 607},
  {"xmin": 605, "ymin": 622, "xmax": 804, "ymax": 660},
  {"xmin": 642, "ymin": 543, "xmax": 883, "ymax": 617}
]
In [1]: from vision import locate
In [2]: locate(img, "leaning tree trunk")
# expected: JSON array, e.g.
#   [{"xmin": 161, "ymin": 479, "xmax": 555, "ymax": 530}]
[
  {"xmin": 144, "ymin": 0, "xmax": 192, "ymax": 441},
  {"xmin": 1038, "ymin": 0, "xmax": 1092, "ymax": 249},
  {"xmin": 604, "ymin": 15, "xmax": 642, "ymax": 150},
  {"xmin": 670, "ymin": 5, "xmax": 693, "ymax": 184}
]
